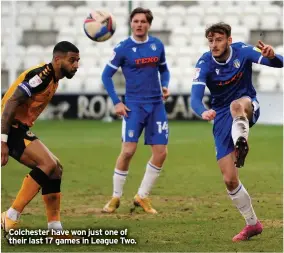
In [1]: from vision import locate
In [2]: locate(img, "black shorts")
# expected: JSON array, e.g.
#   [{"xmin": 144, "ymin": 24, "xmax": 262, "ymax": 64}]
[{"xmin": 7, "ymin": 122, "xmax": 38, "ymax": 161}]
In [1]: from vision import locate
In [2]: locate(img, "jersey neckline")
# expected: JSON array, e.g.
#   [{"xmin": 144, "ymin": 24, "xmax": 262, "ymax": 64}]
[
  {"xmin": 211, "ymin": 46, "xmax": 233, "ymax": 65},
  {"xmin": 130, "ymin": 35, "xmax": 149, "ymax": 44}
]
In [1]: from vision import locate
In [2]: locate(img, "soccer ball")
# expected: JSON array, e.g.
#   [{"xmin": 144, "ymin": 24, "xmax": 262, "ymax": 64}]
[{"xmin": 83, "ymin": 10, "xmax": 116, "ymax": 42}]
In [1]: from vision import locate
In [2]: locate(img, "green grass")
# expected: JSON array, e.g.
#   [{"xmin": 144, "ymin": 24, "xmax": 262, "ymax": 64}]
[{"xmin": 1, "ymin": 120, "xmax": 283, "ymax": 252}]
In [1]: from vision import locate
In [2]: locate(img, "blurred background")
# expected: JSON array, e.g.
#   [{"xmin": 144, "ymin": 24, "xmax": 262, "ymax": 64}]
[{"xmin": 1, "ymin": 0, "xmax": 283, "ymax": 124}]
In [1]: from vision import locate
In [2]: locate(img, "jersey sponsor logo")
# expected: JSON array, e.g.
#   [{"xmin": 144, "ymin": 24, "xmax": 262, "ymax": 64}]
[
  {"xmin": 150, "ymin": 43, "xmax": 157, "ymax": 51},
  {"xmin": 29, "ymin": 75, "xmax": 43, "ymax": 87},
  {"xmin": 135, "ymin": 56, "xmax": 159, "ymax": 66},
  {"xmin": 217, "ymin": 72, "xmax": 243, "ymax": 86},
  {"xmin": 193, "ymin": 68, "xmax": 201, "ymax": 79},
  {"xmin": 233, "ymin": 59, "xmax": 240, "ymax": 69}
]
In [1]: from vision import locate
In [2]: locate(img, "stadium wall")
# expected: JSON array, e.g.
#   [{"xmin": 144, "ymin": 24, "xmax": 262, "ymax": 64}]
[{"xmin": 38, "ymin": 92, "xmax": 283, "ymax": 125}]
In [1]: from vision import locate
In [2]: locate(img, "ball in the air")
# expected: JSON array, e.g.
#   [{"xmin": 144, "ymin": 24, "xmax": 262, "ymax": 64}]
[{"xmin": 84, "ymin": 10, "xmax": 116, "ymax": 42}]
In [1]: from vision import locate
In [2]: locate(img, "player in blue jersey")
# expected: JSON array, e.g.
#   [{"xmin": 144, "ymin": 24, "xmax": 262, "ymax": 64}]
[
  {"xmin": 190, "ymin": 23, "xmax": 283, "ymax": 242},
  {"xmin": 101, "ymin": 7, "xmax": 170, "ymax": 214}
]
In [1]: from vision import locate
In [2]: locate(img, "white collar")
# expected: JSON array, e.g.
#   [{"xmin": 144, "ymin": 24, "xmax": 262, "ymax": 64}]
[
  {"xmin": 130, "ymin": 35, "xmax": 149, "ymax": 44},
  {"xmin": 212, "ymin": 46, "xmax": 233, "ymax": 65}
]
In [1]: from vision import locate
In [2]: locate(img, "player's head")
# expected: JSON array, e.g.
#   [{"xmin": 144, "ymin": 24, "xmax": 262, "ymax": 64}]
[
  {"xmin": 130, "ymin": 7, "xmax": 153, "ymax": 38},
  {"xmin": 52, "ymin": 41, "xmax": 80, "ymax": 79},
  {"xmin": 205, "ymin": 22, "xmax": 232, "ymax": 59}
]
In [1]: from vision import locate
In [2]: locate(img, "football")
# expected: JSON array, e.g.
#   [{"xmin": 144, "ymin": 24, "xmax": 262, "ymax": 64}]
[{"xmin": 83, "ymin": 10, "xmax": 116, "ymax": 42}]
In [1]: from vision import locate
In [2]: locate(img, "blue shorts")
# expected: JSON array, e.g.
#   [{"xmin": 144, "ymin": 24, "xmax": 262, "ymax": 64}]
[
  {"xmin": 213, "ymin": 98, "xmax": 260, "ymax": 160},
  {"xmin": 122, "ymin": 101, "xmax": 169, "ymax": 145}
]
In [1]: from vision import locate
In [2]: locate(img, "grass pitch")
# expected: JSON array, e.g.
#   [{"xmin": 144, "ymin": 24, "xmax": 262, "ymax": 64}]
[{"xmin": 1, "ymin": 120, "xmax": 282, "ymax": 252}]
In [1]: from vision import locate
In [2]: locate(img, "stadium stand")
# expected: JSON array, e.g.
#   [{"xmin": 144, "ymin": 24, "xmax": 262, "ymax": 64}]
[{"xmin": 1, "ymin": 0, "xmax": 283, "ymax": 93}]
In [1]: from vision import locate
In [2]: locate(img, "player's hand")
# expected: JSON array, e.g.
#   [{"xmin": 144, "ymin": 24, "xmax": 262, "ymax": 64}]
[
  {"xmin": 1, "ymin": 142, "xmax": 9, "ymax": 166},
  {"xmin": 162, "ymin": 87, "xmax": 170, "ymax": 101},
  {"xmin": 256, "ymin": 40, "xmax": 275, "ymax": 59},
  {"xmin": 114, "ymin": 102, "xmax": 131, "ymax": 117},
  {"xmin": 201, "ymin": 109, "xmax": 216, "ymax": 121}
]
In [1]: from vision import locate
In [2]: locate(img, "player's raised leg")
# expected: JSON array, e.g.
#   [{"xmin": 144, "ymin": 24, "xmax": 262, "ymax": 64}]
[
  {"xmin": 2, "ymin": 139, "xmax": 62, "ymax": 233},
  {"xmin": 103, "ymin": 142, "xmax": 137, "ymax": 213},
  {"xmin": 230, "ymin": 97, "xmax": 253, "ymax": 168},
  {"xmin": 218, "ymin": 153, "xmax": 263, "ymax": 241}
]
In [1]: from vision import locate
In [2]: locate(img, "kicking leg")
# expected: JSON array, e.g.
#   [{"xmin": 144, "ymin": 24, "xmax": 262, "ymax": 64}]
[
  {"xmin": 218, "ymin": 153, "xmax": 262, "ymax": 241},
  {"xmin": 230, "ymin": 97, "xmax": 253, "ymax": 168}
]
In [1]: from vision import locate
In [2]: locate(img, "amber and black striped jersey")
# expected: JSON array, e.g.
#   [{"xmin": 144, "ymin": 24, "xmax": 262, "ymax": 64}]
[{"xmin": 1, "ymin": 63, "xmax": 58, "ymax": 127}]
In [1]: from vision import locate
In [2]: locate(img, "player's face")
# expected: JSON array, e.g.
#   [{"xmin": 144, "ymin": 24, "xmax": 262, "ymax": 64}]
[
  {"xmin": 60, "ymin": 52, "xmax": 80, "ymax": 79},
  {"xmin": 208, "ymin": 33, "xmax": 232, "ymax": 59},
  {"xmin": 131, "ymin": 13, "xmax": 150, "ymax": 38}
]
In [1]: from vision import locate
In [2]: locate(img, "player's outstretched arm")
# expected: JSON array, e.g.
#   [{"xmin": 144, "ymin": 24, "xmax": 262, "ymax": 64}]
[
  {"xmin": 101, "ymin": 65, "xmax": 121, "ymax": 105},
  {"xmin": 1, "ymin": 88, "xmax": 29, "ymax": 166},
  {"xmin": 256, "ymin": 40, "xmax": 276, "ymax": 59},
  {"xmin": 250, "ymin": 40, "xmax": 283, "ymax": 68}
]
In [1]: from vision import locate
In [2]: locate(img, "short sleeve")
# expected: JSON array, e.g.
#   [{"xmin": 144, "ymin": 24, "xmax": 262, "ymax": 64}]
[{"xmin": 18, "ymin": 66, "xmax": 51, "ymax": 97}]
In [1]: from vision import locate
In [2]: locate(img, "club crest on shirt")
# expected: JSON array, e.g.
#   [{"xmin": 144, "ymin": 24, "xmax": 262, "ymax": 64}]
[
  {"xmin": 233, "ymin": 59, "xmax": 240, "ymax": 69},
  {"xmin": 150, "ymin": 43, "xmax": 156, "ymax": 51},
  {"xmin": 128, "ymin": 130, "xmax": 134, "ymax": 138},
  {"xmin": 26, "ymin": 131, "xmax": 35, "ymax": 137}
]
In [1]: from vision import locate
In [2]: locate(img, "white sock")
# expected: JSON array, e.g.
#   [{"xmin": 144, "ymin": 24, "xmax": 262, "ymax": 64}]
[
  {"xmin": 7, "ymin": 207, "xmax": 20, "ymax": 221},
  {"xmin": 48, "ymin": 221, "xmax": 63, "ymax": 230},
  {"xmin": 228, "ymin": 182, "xmax": 258, "ymax": 226},
  {"xmin": 231, "ymin": 116, "xmax": 249, "ymax": 145},
  {"xmin": 138, "ymin": 162, "xmax": 161, "ymax": 199},
  {"xmin": 112, "ymin": 168, "xmax": 128, "ymax": 198}
]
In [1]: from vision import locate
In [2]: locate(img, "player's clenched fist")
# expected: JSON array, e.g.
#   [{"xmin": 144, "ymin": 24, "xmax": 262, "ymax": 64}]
[
  {"xmin": 201, "ymin": 109, "xmax": 216, "ymax": 121},
  {"xmin": 162, "ymin": 87, "xmax": 170, "ymax": 101},
  {"xmin": 1, "ymin": 142, "xmax": 9, "ymax": 166},
  {"xmin": 114, "ymin": 102, "xmax": 131, "ymax": 117},
  {"xmin": 256, "ymin": 40, "xmax": 275, "ymax": 59}
]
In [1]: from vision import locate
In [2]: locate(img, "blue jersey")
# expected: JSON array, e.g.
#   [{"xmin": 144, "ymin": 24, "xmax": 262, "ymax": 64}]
[
  {"xmin": 107, "ymin": 36, "xmax": 167, "ymax": 103},
  {"xmin": 190, "ymin": 42, "xmax": 283, "ymax": 160},
  {"xmin": 192, "ymin": 42, "xmax": 283, "ymax": 111}
]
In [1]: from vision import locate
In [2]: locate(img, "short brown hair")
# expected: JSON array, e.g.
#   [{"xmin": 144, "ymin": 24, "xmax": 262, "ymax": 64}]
[
  {"xmin": 205, "ymin": 22, "xmax": 231, "ymax": 38},
  {"xmin": 130, "ymin": 7, "xmax": 154, "ymax": 25}
]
